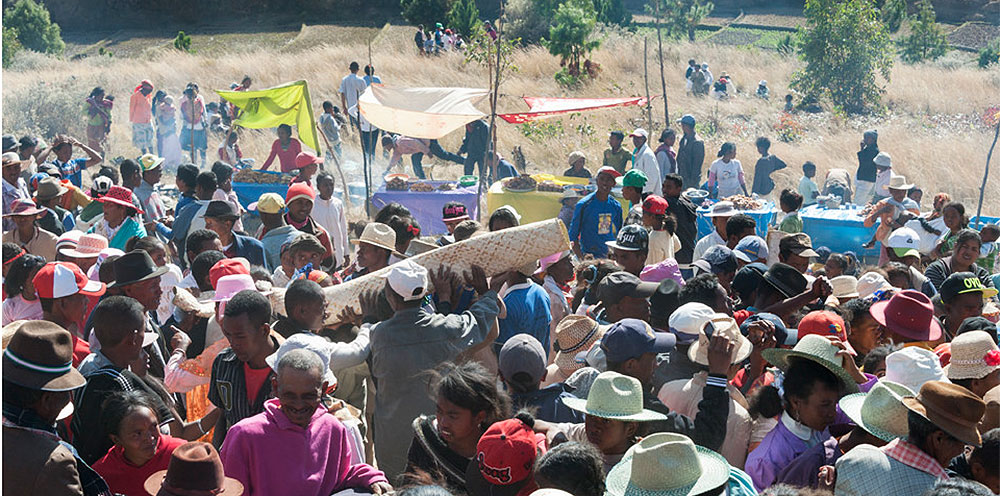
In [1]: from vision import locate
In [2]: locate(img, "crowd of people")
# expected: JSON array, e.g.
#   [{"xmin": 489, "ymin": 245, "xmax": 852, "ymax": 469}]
[{"xmin": 3, "ymin": 64, "xmax": 1000, "ymax": 496}]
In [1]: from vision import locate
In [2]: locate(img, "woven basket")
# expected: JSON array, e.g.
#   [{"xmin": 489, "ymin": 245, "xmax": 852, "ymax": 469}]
[{"xmin": 269, "ymin": 218, "xmax": 571, "ymax": 324}]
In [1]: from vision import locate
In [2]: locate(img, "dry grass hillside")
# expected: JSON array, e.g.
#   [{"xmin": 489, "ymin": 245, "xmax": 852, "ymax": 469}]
[{"xmin": 4, "ymin": 23, "xmax": 1000, "ymax": 214}]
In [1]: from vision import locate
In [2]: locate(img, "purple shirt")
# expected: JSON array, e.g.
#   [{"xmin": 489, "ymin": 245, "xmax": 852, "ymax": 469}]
[
  {"xmin": 745, "ymin": 418, "xmax": 831, "ymax": 491},
  {"xmin": 775, "ymin": 436, "xmax": 841, "ymax": 488},
  {"xmin": 221, "ymin": 398, "xmax": 387, "ymax": 496}
]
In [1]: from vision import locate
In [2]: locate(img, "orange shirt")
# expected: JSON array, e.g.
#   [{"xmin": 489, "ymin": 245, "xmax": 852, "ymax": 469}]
[{"xmin": 129, "ymin": 91, "xmax": 152, "ymax": 124}]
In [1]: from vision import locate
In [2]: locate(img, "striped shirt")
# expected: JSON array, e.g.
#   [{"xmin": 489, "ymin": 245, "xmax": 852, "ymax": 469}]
[{"xmin": 208, "ymin": 344, "xmax": 277, "ymax": 449}]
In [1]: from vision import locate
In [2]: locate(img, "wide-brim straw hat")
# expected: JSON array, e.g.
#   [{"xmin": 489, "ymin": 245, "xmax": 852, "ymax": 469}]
[
  {"xmin": 687, "ymin": 315, "xmax": 753, "ymax": 366},
  {"xmin": 350, "ymin": 222, "xmax": 397, "ymax": 252},
  {"xmin": 946, "ymin": 330, "xmax": 1000, "ymax": 381},
  {"xmin": 762, "ymin": 334, "xmax": 860, "ymax": 393},
  {"xmin": 562, "ymin": 371, "xmax": 669, "ymax": 422},
  {"xmin": 887, "ymin": 174, "xmax": 914, "ymax": 191},
  {"xmin": 605, "ymin": 432, "xmax": 730, "ymax": 496},
  {"xmin": 839, "ymin": 380, "xmax": 911, "ymax": 442},
  {"xmin": 902, "ymin": 381, "xmax": 986, "ymax": 447},
  {"xmin": 553, "ymin": 315, "xmax": 606, "ymax": 373},
  {"xmin": 59, "ymin": 233, "xmax": 109, "ymax": 259}
]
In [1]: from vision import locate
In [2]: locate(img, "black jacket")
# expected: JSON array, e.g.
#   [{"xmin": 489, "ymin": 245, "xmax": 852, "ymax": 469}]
[
  {"xmin": 676, "ymin": 133, "xmax": 706, "ymax": 191},
  {"xmin": 458, "ymin": 120, "xmax": 490, "ymax": 157},
  {"xmin": 856, "ymin": 144, "xmax": 879, "ymax": 182},
  {"xmin": 640, "ymin": 373, "xmax": 728, "ymax": 452},
  {"xmin": 666, "ymin": 194, "xmax": 698, "ymax": 264}
]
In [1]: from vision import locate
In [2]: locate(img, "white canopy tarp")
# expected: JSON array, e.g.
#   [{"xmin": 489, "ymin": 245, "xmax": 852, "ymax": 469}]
[{"xmin": 358, "ymin": 86, "xmax": 488, "ymax": 139}]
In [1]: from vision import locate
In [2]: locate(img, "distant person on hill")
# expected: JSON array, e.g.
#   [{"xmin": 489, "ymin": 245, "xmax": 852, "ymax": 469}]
[
  {"xmin": 750, "ymin": 136, "xmax": 786, "ymax": 198},
  {"xmin": 414, "ymin": 25, "xmax": 426, "ymax": 53},
  {"xmin": 156, "ymin": 94, "xmax": 183, "ymax": 168},
  {"xmin": 784, "ymin": 94, "xmax": 794, "ymax": 112},
  {"xmin": 485, "ymin": 20, "xmax": 497, "ymax": 40},
  {"xmin": 319, "ymin": 101, "xmax": 345, "ymax": 161},
  {"xmin": 180, "ymin": 83, "xmax": 208, "ymax": 166},
  {"xmin": 756, "ymin": 80, "xmax": 769, "ymax": 100},
  {"xmin": 603, "ymin": 130, "xmax": 631, "ymax": 174},
  {"xmin": 689, "ymin": 66, "xmax": 707, "ymax": 96},
  {"xmin": 675, "ymin": 114, "xmax": 705, "ymax": 190},
  {"xmin": 684, "ymin": 59, "xmax": 697, "ymax": 91},
  {"xmin": 855, "ymin": 129, "xmax": 880, "ymax": 205},
  {"xmin": 798, "ymin": 161, "xmax": 820, "ymax": 206},
  {"xmin": 339, "ymin": 61, "xmax": 368, "ymax": 128},
  {"xmin": 364, "ymin": 64, "xmax": 382, "ymax": 86},
  {"xmin": 708, "ymin": 142, "xmax": 747, "ymax": 198},
  {"xmin": 129, "ymin": 80, "xmax": 155, "ymax": 155},
  {"xmin": 260, "ymin": 124, "xmax": 302, "ymax": 173},
  {"xmin": 655, "ymin": 129, "xmax": 677, "ymax": 178},
  {"xmin": 84, "ymin": 86, "xmax": 113, "ymax": 155}
]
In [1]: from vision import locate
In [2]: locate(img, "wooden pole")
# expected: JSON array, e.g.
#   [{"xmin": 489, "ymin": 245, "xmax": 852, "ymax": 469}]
[
  {"xmin": 356, "ymin": 89, "xmax": 370, "ymax": 217},
  {"xmin": 655, "ymin": 1, "xmax": 669, "ymax": 125},
  {"xmin": 643, "ymin": 37, "xmax": 652, "ymax": 130},
  {"xmin": 976, "ymin": 120, "xmax": 999, "ymax": 228},
  {"xmin": 478, "ymin": 2, "xmax": 504, "ymax": 222}
]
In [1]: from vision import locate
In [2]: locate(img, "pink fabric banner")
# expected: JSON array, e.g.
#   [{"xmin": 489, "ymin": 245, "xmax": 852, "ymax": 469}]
[{"xmin": 498, "ymin": 96, "xmax": 650, "ymax": 123}]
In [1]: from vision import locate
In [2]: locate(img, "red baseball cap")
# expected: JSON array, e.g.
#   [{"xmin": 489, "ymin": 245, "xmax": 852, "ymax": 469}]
[
  {"xmin": 596, "ymin": 166, "xmax": 622, "ymax": 179},
  {"xmin": 797, "ymin": 310, "xmax": 855, "ymax": 355},
  {"xmin": 464, "ymin": 418, "xmax": 543, "ymax": 496},
  {"xmin": 642, "ymin": 195, "xmax": 669, "ymax": 216},
  {"xmin": 209, "ymin": 258, "xmax": 251, "ymax": 290},
  {"xmin": 32, "ymin": 262, "xmax": 106, "ymax": 299},
  {"xmin": 294, "ymin": 152, "xmax": 323, "ymax": 170},
  {"xmin": 285, "ymin": 182, "xmax": 316, "ymax": 204}
]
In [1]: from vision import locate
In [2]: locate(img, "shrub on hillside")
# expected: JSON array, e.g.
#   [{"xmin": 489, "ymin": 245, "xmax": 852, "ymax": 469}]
[
  {"xmin": 877, "ymin": 0, "xmax": 906, "ymax": 33},
  {"xmin": 507, "ymin": 0, "xmax": 561, "ymax": 43},
  {"xmin": 980, "ymin": 41, "xmax": 999, "ymax": 68},
  {"xmin": 792, "ymin": 0, "xmax": 893, "ymax": 114},
  {"xmin": 174, "ymin": 31, "xmax": 194, "ymax": 53},
  {"xmin": 648, "ymin": 0, "xmax": 713, "ymax": 42},
  {"xmin": 447, "ymin": 0, "xmax": 481, "ymax": 38},
  {"xmin": 401, "ymin": 0, "xmax": 454, "ymax": 30},
  {"xmin": 3, "ymin": 26, "xmax": 21, "ymax": 68},
  {"xmin": 544, "ymin": 0, "xmax": 601, "ymax": 83},
  {"xmin": 592, "ymin": 0, "xmax": 631, "ymax": 27},
  {"xmin": 3, "ymin": 80, "xmax": 86, "ymax": 139},
  {"xmin": 3, "ymin": 0, "xmax": 64, "ymax": 55},
  {"xmin": 900, "ymin": 0, "xmax": 948, "ymax": 63}
]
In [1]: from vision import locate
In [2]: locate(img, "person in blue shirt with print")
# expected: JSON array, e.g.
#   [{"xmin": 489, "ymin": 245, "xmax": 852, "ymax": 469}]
[
  {"xmin": 36, "ymin": 135, "xmax": 102, "ymax": 188},
  {"xmin": 568, "ymin": 166, "xmax": 623, "ymax": 259},
  {"xmin": 497, "ymin": 260, "xmax": 552, "ymax": 357}
]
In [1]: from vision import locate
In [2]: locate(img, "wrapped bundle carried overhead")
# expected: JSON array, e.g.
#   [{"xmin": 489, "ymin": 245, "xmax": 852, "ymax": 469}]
[{"xmin": 269, "ymin": 219, "xmax": 570, "ymax": 324}]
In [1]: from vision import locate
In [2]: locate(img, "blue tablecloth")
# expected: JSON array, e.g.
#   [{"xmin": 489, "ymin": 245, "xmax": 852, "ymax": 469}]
[
  {"xmin": 233, "ymin": 182, "xmax": 290, "ymax": 211},
  {"xmin": 371, "ymin": 181, "xmax": 479, "ymax": 235},
  {"xmin": 697, "ymin": 202, "xmax": 778, "ymax": 240},
  {"xmin": 800, "ymin": 204, "xmax": 880, "ymax": 259}
]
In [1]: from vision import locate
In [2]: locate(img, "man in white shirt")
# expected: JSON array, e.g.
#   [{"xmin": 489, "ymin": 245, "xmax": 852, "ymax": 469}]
[
  {"xmin": 311, "ymin": 171, "xmax": 350, "ymax": 269},
  {"xmin": 693, "ymin": 201, "xmax": 735, "ymax": 261},
  {"xmin": 629, "ymin": 128, "xmax": 662, "ymax": 196},
  {"xmin": 339, "ymin": 61, "xmax": 368, "ymax": 127}
]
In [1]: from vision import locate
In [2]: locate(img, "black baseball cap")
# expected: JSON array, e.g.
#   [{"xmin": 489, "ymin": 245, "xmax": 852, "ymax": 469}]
[
  {"xmin": 650, "ymin": 278, "xmax": 681, "ymax": 322},
  {"xmin": 957, "ymin": 316, "xmax": 998, "ymax": 340},
  {"xmin": 606, "ymin": 224, "xmax": 649, "ymax": 252},
  {"xmin": 693, "ymin": 245, "xmax": 737, "ymax": 275},
  {"xmin": 940, "ymin": 272, "xmax": 999, "ymax": 304},
  {"xmin": 732, "ymin": 263, "xmax": 767, "ymax": 300},
  {"xmin": 597, "ymin": 271, "xmax": 658, "ymax": 306},
  {"xmin": 2, "ymin": 135, "xmax": 17, "ymax": 153}
]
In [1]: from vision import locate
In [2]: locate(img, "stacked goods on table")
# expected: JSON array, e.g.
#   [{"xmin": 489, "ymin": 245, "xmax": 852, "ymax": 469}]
[
  {"xmin": 233, "ymin": 169, "xmax": 295, "ymax": 184},
  {"xmin": 502, "ymin": 175, "xmax": 538, "ymax": 192},
  {"xmin": 385, "ymin": 176, "xmax": 460, "ymax": 192},
  {"xmin": 537, "ymin": 180, "xmax": 563, "ymax": 192},
  {"xmin": 268, "ymin": 219, "xmax": 571, "ymax": 324},
  {"xmin": 409, "ymin": 182, "xmax": 436, "ymax": 192},
  {"xmin": 721, "ymin": 194, "xmax": 764, "ymax": 210}
]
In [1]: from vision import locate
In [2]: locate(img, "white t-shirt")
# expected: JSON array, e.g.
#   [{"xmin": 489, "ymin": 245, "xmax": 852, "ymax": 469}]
[
  {"xmin": 693, "ymin": 229, "xmax": 726, "ymax": 261},
  {"xmin": 799, "ymin": 176, "xmax": 819, "ymax": 205},
  {"xmin": 709, "ymin": 158, "xmax": 745, "ymax": 198},
  {"xmin": 339, "ymin": 73, "xmax": 368, "ymax": 112}
]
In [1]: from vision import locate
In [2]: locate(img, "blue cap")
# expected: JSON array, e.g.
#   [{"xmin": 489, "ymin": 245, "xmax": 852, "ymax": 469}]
[
  {"xmin": 678, "ymin": 114, "xmax": 696, "ymax": 127},
  {"xmin": 694, "ymin": 245, "xmax": 737, "ymax": 275},
  {"xmin": 734, "ymin": 235, "xmax": 768, "ymax": 263},
  {"xmin": 600, "ymin": 318, "xmax": 676, "ymax": 363},
  {"xmin": 740, "ymin": 312, "xmax": 791, "ymax": 348}
]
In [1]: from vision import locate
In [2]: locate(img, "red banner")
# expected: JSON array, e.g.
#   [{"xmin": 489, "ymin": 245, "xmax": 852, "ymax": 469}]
[{"xmin": 498, "ymin": 96, "xmax": 651, "ymax": 124}]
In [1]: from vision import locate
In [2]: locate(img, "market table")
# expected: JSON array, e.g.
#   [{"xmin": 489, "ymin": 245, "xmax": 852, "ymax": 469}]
[
  {"xmin": 696, "ymin": 201, "xmax": 778, "ymax": 240},
  {"xmin": 371, "ymin": 181, "xmax": 479, "ymax": 235},
  {"xmin": 799, "ymin": 204, "xmax": 880, "ymax": 259},
  {"xmin": 485, "ymin": 176, "xmax": 628, "ymax": 226}
]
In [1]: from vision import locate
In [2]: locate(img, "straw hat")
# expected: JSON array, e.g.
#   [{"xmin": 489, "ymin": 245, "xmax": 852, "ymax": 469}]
[
  {"xmin": 829, "ymin": 275, "xmax": 859, "ymax": 300},
  {"xmin": 552, "ymin": 315, "xmax": 606, "ymax": 373},
  {"xmin": 903, "ymin": 381, "xmax": 986, "ymax": 447},
  {"xmin": 982, "ymin": 385, "xmax": 999, "ymax": 433},
  {"xmin": 946, "ymin": 331, "xmax": 1000, "ymax": 381},
  {"xmin": 687, "ymin": 315, "xmax": 752, "ymax": 366},
  {"xmin": 605, "ymin": 433, "xmax": 730, "ymax": 496},
  {"xmin": 59, "ymin": 233, "xmax": 109, "ymax": 259},
  {"xmin": 762, "ymin": 334, "xmax": 860, "ymax": 393},
  {"xmin": 887, "ymin": 175, "xmax": 914, "ymax": 191},
  {"xmin": 884, "ymin": 346, "xmax": 949, "ymax": 394},
  {"xmin": 350, "ymin": 222, "xmax": 397, "ymax": 252},
  {"xmin": 562, "ymin": 371, "xmax": 669, "ymax": 422},
  {"xmin": 839, "ymin": 380, "xmax": 911, "ymax": 442}
]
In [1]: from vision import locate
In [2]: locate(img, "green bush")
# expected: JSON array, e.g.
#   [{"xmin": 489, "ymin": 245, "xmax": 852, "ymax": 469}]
[
  {"xmin": 447, "ymin": 0, "xmax": 481, "ymax": 38},
  {"xmin": 792, "ymin": 0, "xmax": 893, "ymax": 114},
  {"xmin": 173, "ymin": 31, "xmax": 194, "ymax": 53},
  {"xmin": 900, "ymin": 0, "xmax": 948, "ymax": 63},
  {"xmin": 879, "ymin": 0, "xmax": 906, "ymax": 33},
  {"xmin": 648, "ymin": 0, "xmax": 713, "ymax": 42},
  {"xmin": 401, "ymin": 0, "xmax": 454, "ymax": 30},
  {"xmin": 2, "ymin": 26, "xmax": 21, "ymax": 68},
  {"xmin": 507, "ymin": 0, "xmax": 564, "ymax": 43},
  {"xmin": 543, "ymin": 0, "xmax": 601, "ymax": 78},
  {"xmin": 592, "ymin": 0, "xmax": 631, "ymax": 26},
  {"xmin": 2, "ymin": 0, "xmax": 64, "ymax": 55},
  {"xmin": 979, "ymin": 41, "xmax": 999, "ymax": 68}
]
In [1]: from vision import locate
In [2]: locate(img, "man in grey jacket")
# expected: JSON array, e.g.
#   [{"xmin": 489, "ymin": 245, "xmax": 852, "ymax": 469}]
[
  {"xmin": 676, "ymin": 114, "xmax": 706, "ymax": 191},
  {"xmin": 365, "ymin": 260, "xmax": 500, "ymax": 480}
]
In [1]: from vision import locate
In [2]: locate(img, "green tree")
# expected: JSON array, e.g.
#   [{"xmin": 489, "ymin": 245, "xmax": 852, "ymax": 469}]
[
  {"xmin": 401, "ymin": 0, "xmax": 454, "ymax": 30},
  {"xmin": 173, "ymin": 31, "xmax": 194, "ymax": 53},
  {"xmin": 2, "ymin": 26, "xmax": 22, "ymax": 68},
  {"xmin": 593, "ymin": 0, "xmax": 631, "ymax": 26},
  {"xmin": 900, "ymin": 0, "xmax": 947, "ymax": 63},
  {"xmin": 2, "ymin": 0, "xmax": 64, "ymax": 55},
  {"xmin": 878, "ymin": 0, "xmax": 906, "ymax": 33},
  {"xmin": 979, "ymin": 40, "xmax": 999, "ymax": 68},
  {"xmin": 447, "ymin": 0, "xmax": 481, "ymax": 38},
  {"xmin": 791, "ymin": 0, "xmax": 893, "ymax": 114},
  {"xmin": 543, "ymin": 0, "xmax": 601, "ymax": 77}
]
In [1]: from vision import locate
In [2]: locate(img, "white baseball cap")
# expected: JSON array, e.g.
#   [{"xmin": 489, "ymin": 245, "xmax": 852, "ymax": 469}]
[
  {"xmin": 887, "ymin": 227, "xmax": 921, "ymax": 259},
  {"xmin": 265, "ymin": 333, "xmax": 338, "ymax": 386},
  {"xmin": 382, "ymin": 260, "xmax": 429, "ymax": 301},
  {"xmin": 667, "ymin": 302, "xmax": 716, "ymax": 343},
  {"xmin": 629, "ymin": 128, "xmax": 648, "ymax": 139}
]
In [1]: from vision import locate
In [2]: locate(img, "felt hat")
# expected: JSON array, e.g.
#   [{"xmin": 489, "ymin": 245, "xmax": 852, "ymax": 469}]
[
  {"xmin": 705, "ymin": 201, "xmax": 736, "ymax": 218},
  {"xmin": 887, "ymin": 175, "xmax": 913, "ymax": 191},
  {"xmin": 59, "ymin": 233, "xmax": 108, "ymax": 259},
  {"xmin": 946, "ymin": 331, "xmax": 1000, "ymax": 381},
  {"xmin": 762, "ymin": 262, "xmax": 808, "ymax": 299},
  {"xmin": 248, "ymin": 193, "xmax": 285, "ymax": 214},
  {"xmin": 1, "ymin": 151, "xmax": 25, "ymax": 167},
  {"xmin": 97, "ymin": 186, "xmax": 143, "ymax": 213},
  {"xmin": 3, "ymin": 198, "xmax": 44, "ymax": 217},
  {"xmin": 605, "ymin": 432, "xmax": 730, "ymax": 496},
  {"xmin": 839, "ymin": 380, "xmax": 911, "ymax": 442},
  {"xmin": 552, "ymin": 315, "xmax": 606, "ymax": 373},
  {"xmin": 687, "ymin": 315, "xmax": 753, "ymax": 366},
  {"xmin": 138, "ymin": 153, "xmax": 165, "ymax": 172},
  {"xmin": 351, "ymin": 222, "xmax": 397, "ymax": 252},
  {"xmin": 903, "ymin": 381, "xmax": 986, "ymax": 447},
  {"xmin": 265, "ymin": 333, "xmax": 338, "ymax": 385},
  {"xmin": 2, "ymin": 136, "xmax": 18, "ymax": 153},
  {"xmin": 871, "ymin": 290, "xmax": 943, "ymax": 342},
  {"xmin": 2, "ymin": 320, "xmax": 86, "ymax": 392},
  {"xmin": 144, "ymin": 442, "xmax": 244, "ymax": 496},
  {"xmin": 762, "ymin": 334, "xmax": 860, "ymax": 393},
  {"xmin": 884, "ymin": 346, "xmax": 949, "ymax": 394},
  {"xmin": 203, "ymin": 200, "xmax": 240, "ymax": 221},
  {"xmin": 562, "ymin": 371, "xmax": 670, "ymax": 421},
  {"xmin": 982, "ymin": 385, "xmax": 1000, "ymax": 433},
  {"xmin": 33, "ymin": 177, "xmax": 68, "ymax": 201},
  {"xmin": 108, "ymin": 250, "xmax": 169, "ymax": 288}
]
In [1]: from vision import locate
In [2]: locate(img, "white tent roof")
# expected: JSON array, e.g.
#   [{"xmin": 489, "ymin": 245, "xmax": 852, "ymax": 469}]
[{"xmin": 358, "ymin": 85, "xmax": 488, "ymax": 139}]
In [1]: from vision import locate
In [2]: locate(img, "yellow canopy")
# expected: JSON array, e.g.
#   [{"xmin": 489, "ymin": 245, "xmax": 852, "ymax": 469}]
[{"xmin": 217, "ymin": 80, "xmax": 321, "ymax": 153}]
